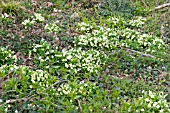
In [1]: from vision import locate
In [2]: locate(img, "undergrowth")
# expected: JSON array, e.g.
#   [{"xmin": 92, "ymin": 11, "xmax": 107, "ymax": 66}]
[{"xmin": 0, "ymin": 0, "xmax": 170, "ymax": 112}]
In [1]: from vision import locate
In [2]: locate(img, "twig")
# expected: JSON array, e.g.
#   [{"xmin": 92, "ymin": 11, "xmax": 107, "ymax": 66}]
[
  {"xmin": 155, "ymin": 3, "xmax": 170, "ymax": 10},
  {"xmin": 123, "ymin": 48, "xmax": 156, "ymax": 58},
  {"xmin": 160, "ymin": 13, "xmax": 166, "ymax": 38},
  {"xmin": 76, "ymin": 99, "xmax": 82, "ymax": 112},
  {"xmin": 42, "ymin": 100, "xmax": 59, "ymax": 108},
  {"xmin": 141, "ymin": 0, "xmax": 148, "ymax": 8}
]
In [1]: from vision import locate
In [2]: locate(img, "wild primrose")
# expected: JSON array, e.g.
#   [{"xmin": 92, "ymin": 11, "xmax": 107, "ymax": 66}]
[
  {"xmin": 22, "ymin": 13, "xmax": 44, "ymax": 28},
  {"xmin": 45, "ymin": 23, "xmax": 60, "ymax": 33},
  {"xmin": 121, "ymin": 90, "xmax": 170, "ymax": 112},
  {"xmin": 32, "ymin": 40, "xmax": 106, "ymax": 76},
  {"xmin": 0, "ymin": 47, "xmax": 17, "ymax": 66},
  {"xmin": 74, "ymin": 25, "xmax": 119, "ymax": 50},
  {"xmin": 56, "ymin": 81, "xmax": 98, "ymax": 101},
  {"xmin": 75, "ymin": 19, "xmax": 166, "ymax": 53},
  {"xmin": 62, "ymin": 47, "xmax": 107, "ymax": 74},
  {"xmin": 34, "ymin": 13, "xmax": 45, "ymax": 22},
  {"xmin": 77, "ymin": 22, "xmax": 94, "ymax": 33},
  {"xmin": 129, "ymin": 16, "xmax": 146, "ymax": 28},
  {"xmin": 0, "ymin": 65, "xmax": 57, "ymax": 90}
]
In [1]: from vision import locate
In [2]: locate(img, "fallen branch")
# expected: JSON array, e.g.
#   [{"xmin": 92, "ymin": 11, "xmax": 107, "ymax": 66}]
[
  {"xmin": 123, "ymin": 48, "xmax": 156, "ymax": 58},
  {"xmin": 155, "ymin": 3, "xmax": 170, "ymax": 10}
]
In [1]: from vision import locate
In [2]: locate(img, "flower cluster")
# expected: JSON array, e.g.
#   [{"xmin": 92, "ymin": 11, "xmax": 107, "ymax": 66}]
[
  {"xmin": 106, "ymin": 16, "xmax": 146, "ymax": 28},
  {"xmin": 32, "ymin": 40, "xmax": 106, "ymax": 76},
  {"xmin": 122, "ymin": 90, "xmax": 170, "ymax": 113},
  {"xmin": 34, "ymin": 13, "xmax": 45, "ymax": 22},
  {"xmin": 141, "ymin": 34, "xmax": 165, "ymax": 53},
  {"xmin": 32, "ymin": 40, "xmax": 62, "ymax": 70},
  {"xmin": 106, "ymin": 17, "xmax": 126, "ymax": 28},
  {"xmin": 21, "ymin": 19, "xmax": 34, "ymax": 26},
  {"xmin": 117, "ymin": 28, "xmax": 166, "ymax": 52},
  {"xmin": 0, "ymin": 64, "xmax": 27, "ymax": 76},
  {"xmin": 45, "ymin": 23, "xmax": 60, "ymax": 33},
  {"xmin": 129, "ymin": 16, "xmax": 146, "ymax": 28},
  {"xmin": 77, "ymin": 22, "xmax": 94, "ymax": 33},
  {"xmin": 0, "ymin": 65, "xmax": 57, "ymax": 90},
  {"xmin": 29, "ymin": 70, "xmax": 56, "ymax": 89},
  {"xmin": 0, "ymin": 47, "xmax": 17, "ymax": 66},
  {"xmin": 1, "ymin": 13, "xmax": 10, "ymax": 18},
  {"xmin": 57, "ymin": 81, "xmax": 98, "ymax": 101},
  {"xmin": 75, "ymin": 19, "xmax": 166, "ymax": 53},
  {"xmin": 142, "ymin": 91, "xmax": 170, "ymax": 112},
  {"xmin": 22, "ymin": 13, "xmax": 44, "ymax": 28},
  {"xmin": 62, "ymin": 48, "xmax": 106, "ymax": 75},
  {"xmin": 74, "ymin": 27, "xmax": 117, "ymax": 50}
]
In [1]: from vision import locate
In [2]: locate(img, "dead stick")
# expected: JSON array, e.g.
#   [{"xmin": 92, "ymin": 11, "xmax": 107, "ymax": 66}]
[
  {"xmin": 155, "ymin": 3, "xmax": 170, "ymax": 10},
  {"xmin": 123, "ymin": 48, "xmax": 156, "ymax": 58},
  {"xmin": 76, "ymin": 99, "xmax": 82, "ymax": 112}
]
